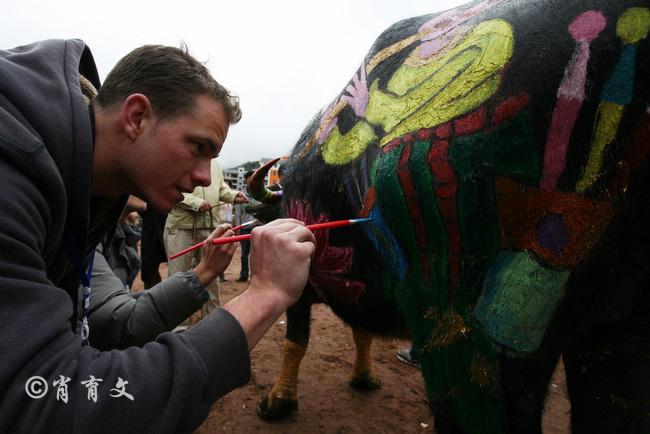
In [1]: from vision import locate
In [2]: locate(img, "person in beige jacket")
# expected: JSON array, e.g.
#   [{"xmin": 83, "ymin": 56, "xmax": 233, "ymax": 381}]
[{"xmin": 165, "ymin": 158, "xmax": 248, "ymax": 318}]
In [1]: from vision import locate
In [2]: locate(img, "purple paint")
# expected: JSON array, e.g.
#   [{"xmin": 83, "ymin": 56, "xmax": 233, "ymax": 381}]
[{"xmin": 536, "ymin": 213, "xmax": 569, "ymax": 256}]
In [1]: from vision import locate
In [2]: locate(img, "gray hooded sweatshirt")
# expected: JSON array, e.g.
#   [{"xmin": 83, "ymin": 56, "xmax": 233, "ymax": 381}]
[{"xmin": 0, "ymin": 39, "xmax": 250, "ymax": 433}]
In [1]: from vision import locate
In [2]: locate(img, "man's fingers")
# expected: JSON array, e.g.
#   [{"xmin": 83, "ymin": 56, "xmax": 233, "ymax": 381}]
[
  {"xmin": 285, "ymin": 225, "xmax": 317, "ymax": 259},
  {"xmin": 285, "ymin": 224, "xmax": 317, "ymax": 244},
  {"xmin": 262, "ymin": 218, "xmax": 305, "ymax": 228},
  {"xmin": 209, "ymin": 224, "xmax": 233, "ymax": 240}
]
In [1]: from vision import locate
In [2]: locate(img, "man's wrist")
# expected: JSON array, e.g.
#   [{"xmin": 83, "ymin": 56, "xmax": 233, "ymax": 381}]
[
  {"xmin": 247, "ymin": 280, "xmax": 294, "ymax": 314},
  {"xmin": 193, "ymin": 264, "xmax": 217, "ymax": 286}
]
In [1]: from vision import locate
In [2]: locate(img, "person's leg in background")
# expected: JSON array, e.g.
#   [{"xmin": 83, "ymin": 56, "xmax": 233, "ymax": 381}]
[
  {"xmin": 141, "ymin": 209, "xmax": 168, "ymax": 289},
  {"xmin": 237, "ymin": 227, "xmax": 251, "ymax": 282}
]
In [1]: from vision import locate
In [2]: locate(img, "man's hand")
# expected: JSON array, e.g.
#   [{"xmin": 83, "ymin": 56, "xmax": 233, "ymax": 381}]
[
  {"xmin": 222, "ymin": 219, "xmax": 316, "ymax": 350},
  {"xmin": 247, "ymin": 219, "xmax": 316, "ymax": 308},
  {"xmin": 233, "ymin": 191, "xmax": 249, "ymax": 204},
  {"xmin": 198, "ymin": 200, "xmax": 212, "ymax": 212},
  {"xmin": 193, "ymin": 224, "xmax": 236, "ymax": 286}
]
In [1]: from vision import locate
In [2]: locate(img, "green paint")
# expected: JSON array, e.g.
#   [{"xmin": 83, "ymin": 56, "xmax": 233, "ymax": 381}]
[
  {"xmin": 371, "ymin": 143, "xmax": 505, "ymax": 433},
  {"xmin": 474, "ymin": 250, "xmax": 570, "ymax": 352},
  {"xmin": 409, "ymin": 140, "xmax": 450, "ymax": 310},
  {"xmin": 449, "ymin": 112, "xmax": 542, "ymax": 307},
  {"xmin": 369, "ymin": 114, "xmax": 540, "ymax": 432},
  {"xmin": 372, "ymin": 146, "xmax": 424, "ymax": 307}
]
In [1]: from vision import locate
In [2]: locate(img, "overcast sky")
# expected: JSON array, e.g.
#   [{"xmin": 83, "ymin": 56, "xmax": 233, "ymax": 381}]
[{"xmin": 4, "ymin": 0, "xmax": 468, "ymax": 168}]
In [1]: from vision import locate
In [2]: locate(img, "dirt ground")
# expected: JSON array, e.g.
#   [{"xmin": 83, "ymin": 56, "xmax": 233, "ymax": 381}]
[{"xmin": 134, "ymin": 246, "xmax": 571, "ymax": 433}]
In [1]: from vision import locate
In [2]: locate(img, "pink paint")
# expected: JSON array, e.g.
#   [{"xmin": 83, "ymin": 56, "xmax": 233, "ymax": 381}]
[
  {"xmin": 569, "ymin": 10, "xmax": 606, "ymax": 42},
  {"xmin": 418, "ymin": 0, "xmax": 505, "ymax": 58},
  {"xmin": 540, "ymin": 10, "xmax": 605, "ymax": 190},
  {"xmin": 419, "ymin": 33, "xmax": 456, "ymax": 59},
  {"xmin": 341, "ymin": 64, "xmax": 369, "ymax": 117},
  {"xmin": 288, "ymin": 200, "xmax": 366, "ymax": 303},
  {"xmin": 317, "ymin": 99, "xmax": 340, "ymax": 145},
  {"xmin": 556, "ymin": 41, "xmax": 590, "ymax": 100},
  {"xmin": 540, "ymin": 98, "xmax": 583, "ymax": 190}
]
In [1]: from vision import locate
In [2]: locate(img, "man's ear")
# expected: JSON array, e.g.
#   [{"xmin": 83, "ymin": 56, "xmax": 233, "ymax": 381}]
[{"xmin": 121, "ymin": 94, "xmax": 153, "ymax": 141}]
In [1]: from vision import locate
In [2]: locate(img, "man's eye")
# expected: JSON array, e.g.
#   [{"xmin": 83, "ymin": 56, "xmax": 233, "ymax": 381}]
[{"xmin": 193, "ymin": 142, "xmax": 204, "ymax": 153}]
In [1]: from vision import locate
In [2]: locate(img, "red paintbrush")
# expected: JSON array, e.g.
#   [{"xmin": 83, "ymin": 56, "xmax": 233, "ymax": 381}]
[{"xmin": 168, "ymin": 217, "xmax": 373, "ymax": 260}]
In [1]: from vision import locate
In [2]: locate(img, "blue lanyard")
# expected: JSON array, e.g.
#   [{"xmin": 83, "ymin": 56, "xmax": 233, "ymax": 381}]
[{"xmin": 69, "ymin": 240, "xmax": 94, "ymax": 346}]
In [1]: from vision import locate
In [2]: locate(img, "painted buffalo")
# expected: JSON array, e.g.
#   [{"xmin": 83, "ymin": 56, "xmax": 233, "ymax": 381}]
[{"xmin": 253, "ymin": 0, "xmax": 650, "ymax": 432}]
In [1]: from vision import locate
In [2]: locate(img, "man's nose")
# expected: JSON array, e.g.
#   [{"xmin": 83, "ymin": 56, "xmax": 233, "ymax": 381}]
[{"xmin": 192, "ymin": 160, "xmax": 212, "ymax": 187}]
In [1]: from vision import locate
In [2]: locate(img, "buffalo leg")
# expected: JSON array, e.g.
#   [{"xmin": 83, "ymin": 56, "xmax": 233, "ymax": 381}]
[
  {"xmin": 348, "ymin": 327, "xmax": 381, "ymax": 390},
  {"xmin": 257, "ymin": 285, "xmax": 317, "ymax": 420},
  {"xmin": 257, "ymin": 339, "xmax": 307, "ymax": 420},
  {"xmin": 564, "ymin": 284, "xmax": 650, "ymax": 434}
]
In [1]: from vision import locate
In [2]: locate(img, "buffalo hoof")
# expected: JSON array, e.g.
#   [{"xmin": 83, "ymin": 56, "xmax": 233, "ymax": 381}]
[
  {"xmin": 257, "ymin": 395, "xmax": 298, "ymax": 420},
  {"xmin": 349, "ymin": 373, "xmax": 381, "ymax": 390}
]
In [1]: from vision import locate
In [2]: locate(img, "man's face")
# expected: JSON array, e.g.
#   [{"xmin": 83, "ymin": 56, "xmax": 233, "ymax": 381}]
[{"xmin": 128, "ymin": 94, "xmax": 229, "ymax": 213}]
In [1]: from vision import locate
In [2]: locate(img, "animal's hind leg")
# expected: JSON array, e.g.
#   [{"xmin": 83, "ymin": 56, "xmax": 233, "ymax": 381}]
[
  {"xmin": 256, "ymin": 339, "xmax": 307, "ymax": 420},
  {"xmin": 499, "ymin": 351, "xmax": 560, "ymax": 434},
  {"xmin": 348, "ymin": 327, "xmax": 381, "ymax": 390},
  {"xmin": 257, "ymin": 286, "xmax": 318, "ymax": 420},
  {"xmin": 563, "ymin": 285, "xmax": 650, "ymax": 434}
]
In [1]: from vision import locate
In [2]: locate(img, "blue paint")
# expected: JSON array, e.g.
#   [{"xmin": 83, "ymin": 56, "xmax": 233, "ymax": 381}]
[
  {"xmin": 362, "ymin": 204, "xmax": 408, "ymax": 281},
  {"xmin": 600, "ymin": 44, "xmax": 636, "ymax": 105}
]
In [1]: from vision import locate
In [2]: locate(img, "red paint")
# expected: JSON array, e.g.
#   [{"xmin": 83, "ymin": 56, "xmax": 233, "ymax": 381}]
[
  {"xmin": 492, "ymin": 93, "xmax": 529, "ymax": 125},
  {"xmin": 382, "ymin": 138, "xmax": 402, "ymax": 154},
  {"xmin": 360, "ymin": 187, "xmax": 377, "ymax": 218},
  {"xmin": 397, "ymin": 145, "xmax": 431, "ymax": 285},
  {"xmin": 435, "ymin": 122, "xmax": 452, "ymax": 139},
  {"xmin": 428, "ymin": 140, "xmax": 461, "ymax": 292},
  {"xmin": 287, "ymin": 201, "xmax": 367, "ymax": 303},
  {"xmin": 417, "ymin": 128, "xmax": 434, "ymax": 141},
  {"xmin": 454, "ymin": 106, "xmax": 487, "ymax": 135}
]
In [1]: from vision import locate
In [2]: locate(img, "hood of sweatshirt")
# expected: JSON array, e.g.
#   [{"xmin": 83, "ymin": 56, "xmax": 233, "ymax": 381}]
[{"xmin": 0, "ymin": 39, "xmax": 101, "ymax": 265}]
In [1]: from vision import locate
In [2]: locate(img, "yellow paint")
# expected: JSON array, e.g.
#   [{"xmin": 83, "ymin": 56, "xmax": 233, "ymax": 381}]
[
  {"xmin": 576, "ymin": 101, "xmax": 624, "ymax": 192},
  {"xmin": 366, "ymin": 27, "xmax": 435, "ymax": 73},
  {"xmin": 364, "ymin": 20, "xmax": 513, "ymax": 146},
  {"xmin": 575, "ymin": 8, "xmax": 649, "ymax": 192},
  {"xmin": 308, "ymin": 19, "xmax": 513, "ymax": 165},
  {"xmin": 322, "ymin": 119, "xmax": 377, "ymax": 165},
  {"xmin": 617, "ymin": 7, "xmax": 650, "ymax": 44}
]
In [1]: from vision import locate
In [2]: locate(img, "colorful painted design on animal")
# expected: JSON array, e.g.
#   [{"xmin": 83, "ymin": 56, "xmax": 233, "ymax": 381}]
[
  {"xmin": 265, "ymin": 1, "xmax": 650, "ymax": 432},
  {"xmin": 577, "ymin": 7, "xmax": 650, "ymax": 192}
]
